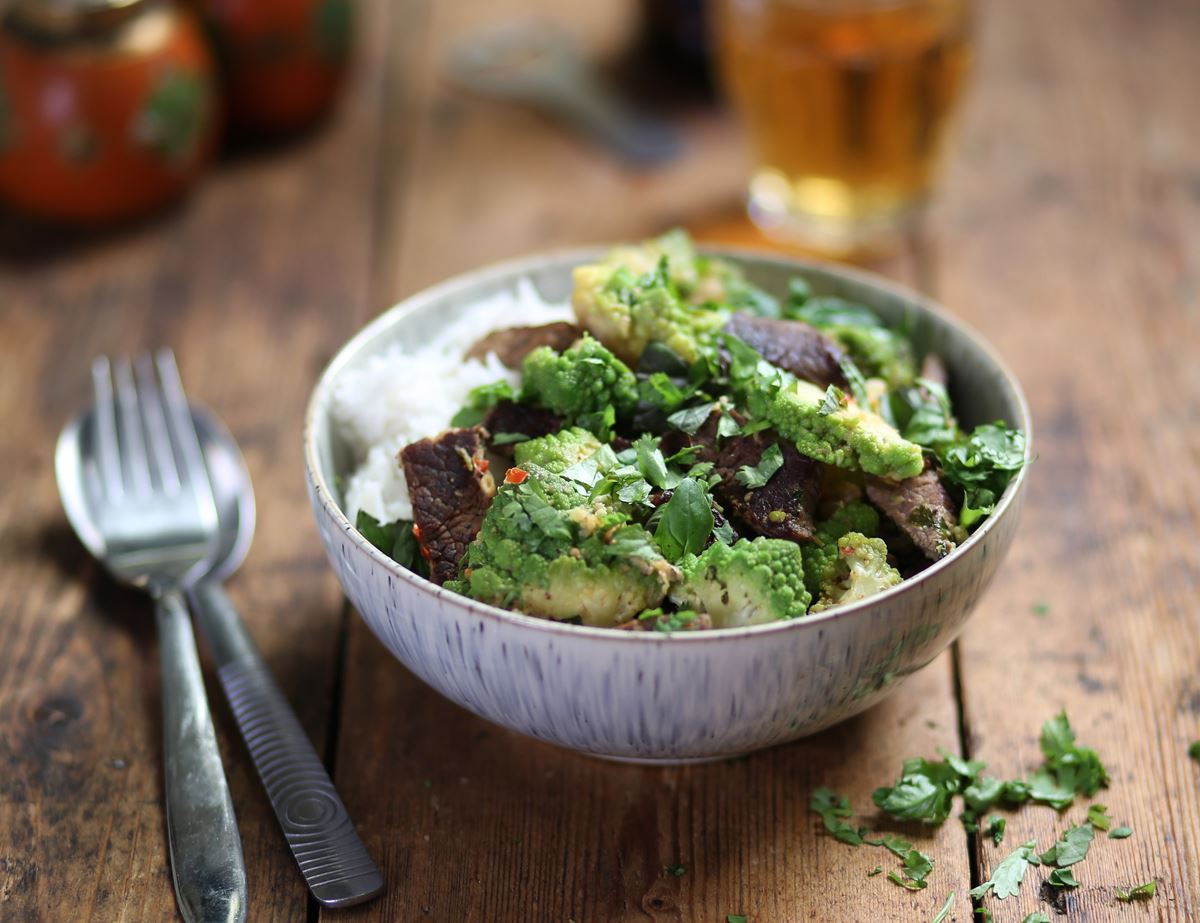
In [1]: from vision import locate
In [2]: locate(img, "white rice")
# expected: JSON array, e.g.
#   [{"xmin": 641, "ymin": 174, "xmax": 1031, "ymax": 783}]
[{"xmin": 333, "ymin": 278, "xmax": 573, "ymax": 524}]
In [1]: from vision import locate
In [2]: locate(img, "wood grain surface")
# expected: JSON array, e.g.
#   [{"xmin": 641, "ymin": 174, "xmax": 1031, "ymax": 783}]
[{"xmin": 0, "ymin": 0, "xmax": 1196, "ymax": 921}]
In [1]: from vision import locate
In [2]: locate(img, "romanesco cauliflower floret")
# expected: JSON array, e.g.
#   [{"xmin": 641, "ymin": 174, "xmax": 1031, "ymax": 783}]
[
  {"xmin": 669, "ymin": 537, "xmax": 810, "ymax": 628},
  {"xmin": 458, "ymin": 465, "xmax": 678, "ymax": 627},
  {"xmin": 801, "ymin": 502, "xmax": 881, "ymax": 598},
  {"xmin": 520, "ymin": 335, "xmax": 637, "ymax": 438},
  {"xmin": 766, "ymin": 377, "xmax": 923, "ymax": 479},
  {"xmin": 725, "ymin": 335, "xmax": 923, "ymax": 480},
  {"xmin": 571, "ymin": 233, "xmax": 729, "ymax": 365},
  {"xmin": 810, "ymin": 532, "xmax": 902, "ymax": 612},
  {"xmin": 513, "ymin": 427, "xmax": 602, "ymax": 474}
]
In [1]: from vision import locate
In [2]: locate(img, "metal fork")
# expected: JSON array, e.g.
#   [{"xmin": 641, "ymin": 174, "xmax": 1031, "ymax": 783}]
[{"xmin": 57, "ymin": 352, "xmax": 247, "ymax": 923}]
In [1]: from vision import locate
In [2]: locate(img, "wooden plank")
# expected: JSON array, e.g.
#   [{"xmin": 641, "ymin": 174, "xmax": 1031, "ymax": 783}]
[
  {"xmin": 0, "ymin": 1, "xmax": 397, "ymax": 919},
  {"xmin": 931, "ymin": 0, "xmax": 1200, "ymax": 918},
  {"xmin": 327, "ymin": 2, "xmax": 972, "ymax": 921}
]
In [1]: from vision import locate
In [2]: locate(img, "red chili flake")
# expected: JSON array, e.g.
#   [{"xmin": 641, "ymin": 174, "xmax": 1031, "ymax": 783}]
[
  {"xmin": 505, "ymin": 467, "xmax": 528, "ymax": 484},
  {"xmin": 474, "ymin": 457, "xmax": 490, "ymax": 475},
  {"xmin": 412, "ymin": 523, "xmax": 423, "ymax": 540}
]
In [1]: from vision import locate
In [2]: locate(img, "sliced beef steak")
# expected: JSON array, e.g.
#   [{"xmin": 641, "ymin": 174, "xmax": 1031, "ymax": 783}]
[
  {"xmin": 466, "ymin": 322, "xmax": 582, "ymax": 368},
  {"xmin": 686, "ymin": 408, "xmax": 822, "ymax": 542},
  {"xmin": 481, "ymin": 400, "xmax": 564, "ymax": 456},
  {"xmin": 723, "ymin": 313, "xmax": 847, "ymax": 388},
  {"xmin": 866, "ymin": 466, "xmax": 962, "ymax": 560},
  {"xmin": 399, "ymin": 427, "xmax": 496, "ymax": 584}
]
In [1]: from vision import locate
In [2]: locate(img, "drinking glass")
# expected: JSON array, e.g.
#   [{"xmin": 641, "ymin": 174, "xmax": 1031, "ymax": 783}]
[{"xmin": 713, "ymin": 0, "xmax": 972, "ymax": 256}]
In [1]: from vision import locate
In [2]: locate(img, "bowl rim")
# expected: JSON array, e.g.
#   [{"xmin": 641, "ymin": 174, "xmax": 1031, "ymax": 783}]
[{"xmin": 304, "ymin": 245, "xmax": 1032, "ymax": 643}]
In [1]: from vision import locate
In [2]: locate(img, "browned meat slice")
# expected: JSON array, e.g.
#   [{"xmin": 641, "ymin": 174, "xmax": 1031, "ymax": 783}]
[
  {"xmin": 399, "ymin": 427, "xmax": 496, "ymax": 584},
  {"xmin": 919, "ymin": 353, "xmax": 949, "ymax": 388},
  {"xmin": 466, "ymin": 322, "xmax": 582, "ymax": 368},
  {"xmin": 712, "ymin": 433, "xmax": 822, "ymax": 542},
  {"xmin": 481, "ymin": 400, "xmax": 563, "ymax": 456},
  {"xmin": 684, "ymin": 408, "xmax": 822, "ymax": 542},
  {"xmin": 866, "ymin": 466, "xmax": 963, "ymax": 561},
  {"xmin": 723, "ymin": 313, "xmax": 847, "ymax": 388}
]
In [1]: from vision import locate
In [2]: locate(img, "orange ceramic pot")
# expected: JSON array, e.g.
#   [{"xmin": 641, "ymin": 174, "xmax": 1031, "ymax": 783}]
[
  {"xmin": 192, "ymin": 0, "xmax": 352, "ymax": 135},
  {"xmin": 0, "ymin": 0, "xmax": 219, "ymax": 225}
]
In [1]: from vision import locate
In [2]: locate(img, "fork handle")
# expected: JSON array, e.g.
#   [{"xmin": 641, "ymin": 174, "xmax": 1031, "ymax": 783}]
[
  {"xmin": 190, "ymin": 580, "xmax": 384, "ymax": 908},
  {"xmin": 156, "ymin": 588, "xmax": 248, "ymax": 923}
]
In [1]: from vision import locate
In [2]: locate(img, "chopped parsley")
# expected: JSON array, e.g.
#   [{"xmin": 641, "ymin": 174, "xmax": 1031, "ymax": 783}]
[
  {"xmin": 1108, "ymin": 825, "xmax": 1132, "ymax": 839},
  {"xmin": 867, "ymin": 866, "xmax": 882, "ymax": 877},
  {"xmin": 735, "ymin": 443, "xmax": 784, "ymax": 488},
  {"xmin": 726, "ymin": 916, "xmax": 747, "ymax": 923},
  {"xmin": 1039, "ymin": 823, "xmax": 1093, "ymax": 867},
  {"xmin": 886, "ymin": 848, "xmax": 933, "ymax": 891},
  {"xmin": 809, "ymin": 787, "xmax": 865, "ymax": 845},
  {"xmin": 1086, "ymin": 803, "xmax": 1111, "ymax": 831},
  {"xmin": 970, "ymin": 841, "xmax": 1038, "ymax": 901},
  {"xmin": 936, "ymin": 422, "xmax": 1026, "ymax": 527},
  {"xmin": 816, "ymin": 384, "xmax": 848, "ymax": 416},
  {"xmin": 355, "ymin": 511, "xmax": 428, "ymax": 576},
  {"xmin": 1189, "ymin": 741, "xmax": 1200, "ymax": 762},
  {"xmin": 1115, "ymin": 880, "xmax": 1156, "ymax": 902},
  {"xmin": 1021, "ymin": 914, "xmax": 1051, "ymax": 923},
  {"xmin": 931, "ymin": 891, "xmax": 955, "ymax": 923},
  {"xmin": 666, "ymin": 402, "xmax": 715, "ymax": 434},
  {"xmin": 1047, "ymin": 867, "xmax": 1079, "ymax": 889},
  {"xmin": 666, "ymin": 863, "xmax": 686, "ymax": 877},
  {"xmin": 449, "ymin": 379, "xmax": 515, "ymax": 427},
  {"xmin": 985, "ymin": 815, "xmax": 1006, "ymax": 846},
  {"xmin": 1031, "ymin": 601, "xmax": 1050, "ymax": 616}
]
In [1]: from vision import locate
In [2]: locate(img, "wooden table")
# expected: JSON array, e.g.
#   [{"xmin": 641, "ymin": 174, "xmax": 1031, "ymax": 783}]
[{"xmin": 2, "ymin": 0, "xmax": 1198, "ymax": 920}]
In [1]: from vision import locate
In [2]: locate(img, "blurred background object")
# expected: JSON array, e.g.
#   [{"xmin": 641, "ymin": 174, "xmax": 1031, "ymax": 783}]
[
  {"xmin": 712, "ymin": 0, "xmax": 972, "ymax": 257},
  {"xmin": 637, "ymin": 0, "xmax": 712, "ymax": 90},
  {"xmin": 0, "ymin": 0, "xmax": 219, "ymax": 225},
  {"xmin": 445, "ymin": 19, "xmax": 682, "ymax": 167},
  {"xmin": 189, "ymin": 0, "xmax": 353, "ymax": 137}
]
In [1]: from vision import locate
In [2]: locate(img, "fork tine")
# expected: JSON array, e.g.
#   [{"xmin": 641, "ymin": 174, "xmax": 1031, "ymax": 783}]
[
  {"xmin": 90, "ymin": 357, "xmax": 123, "ymax": 499},
  {"xmin": 135, "ymin": 353, "xmax": 181, "ymax": 493},
  {"xmin": 113, "ymin": 357, "xmax": 153, "ymax": 496},
  {"xmin": 155, "ymin": 349, "xmax": 211, "ymax": 501}
]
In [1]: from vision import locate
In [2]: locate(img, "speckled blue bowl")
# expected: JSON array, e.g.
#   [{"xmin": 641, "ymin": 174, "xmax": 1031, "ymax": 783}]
[{"xmin": 304, "ymin": 249, "xmax": 1031, "ymax": 763}]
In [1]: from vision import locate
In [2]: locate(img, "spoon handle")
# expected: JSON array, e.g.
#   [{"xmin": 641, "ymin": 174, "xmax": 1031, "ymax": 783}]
[
  {"xmin": 156, "ymin": 587, "xmax": 248, "ymax": 923},
  {"xmin": 190, "ymin": 580, "xmax": 383, "ymax": 908}
]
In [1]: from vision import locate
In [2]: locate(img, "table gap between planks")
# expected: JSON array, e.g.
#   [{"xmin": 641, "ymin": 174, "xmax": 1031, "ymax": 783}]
[{"xmin": 0, "ymin": 0, "xmax": 1196, "ymax": 921}]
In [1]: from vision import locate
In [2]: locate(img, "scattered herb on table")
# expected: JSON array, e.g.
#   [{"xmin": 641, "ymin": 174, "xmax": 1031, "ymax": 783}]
[
  {"xmin": 970, "ymin": 841, "xmax": 1038, "ymax": 901},
  {"xmin": 1047, "ymin": 867, "xmax": 1079, "ymax": 889},
  {"xmin": 1189, "ymin": 741, "xmax": 1200, "ymax": 762},
  {"xmin": 1031, "ymin": 601, "xmax": 1050, "ymax": 616},
  {"xmin": 1115, "ymin": 880, "xmax": 1156, "ymax": 902},
  {"xmin": 985, "ymin": 815, "xmax": 1005, "ymax": 846},
  {"xmin": 931, "ymin": 891, "xmax": 955, "ymax": 923},
  {"xmin": 867, "ymin": 866, "xmax": 882, "ymax": 877},
  {"xmin": 1086, "ymin": 803, "xmax": 1111, "ymax": 831},
  {"xmin": 666, "ymin": 864, "xmax": 686, "ymax": 877},
  {"xmin": 887, "ymin": 847, "xmax": 933, "ymax": 891},
  {"xmin": 1039, "ymin": 823, "xmax": 1093, "ymax": 868},
  {"xmin": 1021, "ymin": 914, "xmax": 1051, "ymax": 923},
  {"xmin": 1108, "ymin": 825, "xmax": 1133, "ymax": 839},
  {"xmin": 809, "ymin": 787, "xmax": 865, "ymax": 845},
  {"xmin": 726, "ymin": 915, "xmax": 748, "ymax": 923}
]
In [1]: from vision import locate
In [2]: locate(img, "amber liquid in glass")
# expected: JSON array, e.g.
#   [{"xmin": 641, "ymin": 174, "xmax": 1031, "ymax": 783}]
[{"xmin": 715, "ymin": 0, "xmax": 971, "ymax": 254}]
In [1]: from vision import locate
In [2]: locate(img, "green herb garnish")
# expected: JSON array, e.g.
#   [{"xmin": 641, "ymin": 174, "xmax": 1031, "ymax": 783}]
[
  {"xmin": 1108, "ymin": 825, "xmax": 1132, "ymax": 839},
  {"xmin": 1115, "ymin": 880, "xmax": 1156, "ymax": 901},
  {"xmin": 735, "ymin": 443, "xmax": 784, "ymax": 489},
  {"xmin": 970, "ymin": 841, "xmax": 1038, "ymax": 901}
]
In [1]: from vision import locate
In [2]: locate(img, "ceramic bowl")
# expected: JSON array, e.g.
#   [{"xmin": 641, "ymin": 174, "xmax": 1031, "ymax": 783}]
[{"xmin": 304, "ymin": 249, "xmax": 1030, "ymax": 763}]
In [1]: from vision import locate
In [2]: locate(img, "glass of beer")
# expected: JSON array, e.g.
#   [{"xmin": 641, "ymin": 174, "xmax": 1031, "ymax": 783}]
[{"xmin": 713, "ymin": 0, "xmax": 972, "ymax": 256}]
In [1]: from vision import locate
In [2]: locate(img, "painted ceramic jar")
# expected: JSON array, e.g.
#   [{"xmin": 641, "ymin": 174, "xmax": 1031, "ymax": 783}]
[
  {"xmin": 0, "ymin": 0, "xmax": 219, "ymax": 225},
  {"xmin": 191, "ymin": 0, "xmax": 352, "ymax": 135}
]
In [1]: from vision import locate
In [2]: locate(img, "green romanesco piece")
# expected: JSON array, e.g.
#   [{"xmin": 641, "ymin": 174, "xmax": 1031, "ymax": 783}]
[
  {"xmin": 810, "ymin": 532, "xmax": 902, "ymax": 612},
  {"xmin": 801, "ymin": 502, "xmax": 881, "ymax": 598},
  {"xmin": 725, "ymin": 336, "xmax": 923, "ymax": 480},
  {"xmin": 513, "ymin": 427, "xmax": 603, "ymax": 474},
  {"xmin": 571, "ymin": 232, "xmax": 730, "ymax": 365},
  {"xmin": 458, "ymin": 464, "xmax": 678, "ymax": 628},
  {"xmin": 669, "ymin": 537, "xmax": 810, "ymax": 628},
  {"xmin": 520, "ymin": 335, "xmax": 637, "ymax": 438}
]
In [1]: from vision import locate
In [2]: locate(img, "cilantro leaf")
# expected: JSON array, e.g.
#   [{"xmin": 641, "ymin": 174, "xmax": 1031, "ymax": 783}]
[
  {"xmin": 931, "ymin": 892, "xmax": 955, "ymax": 923},
  {"xmin": 862, "ymin": 832, "xmax": 912, "ymax": 858},
  {"xmin": 355, "ymin": 511, "xmax": 428, "ymax": 576},
  {"xmin": 887, "ymin": 870, "xmax": 927, "ymax": 891},
  {"xmin": 716, "ymin": 412, "xmax": 741, "ymax": 439},
  {"xmin": 1108, "ymin": 826, "xmax": 1132, "ymax": 839},
  {"xmin": 1115, "ymin": 880, "xmax": 1156, "ymax": 901},
  {"xmin": 935, "ymin": 422, "xmax": 1026, "ymax": 527},
  {"xmin": 1040, "ymin": 823, "xmax": 1093, "ymax": 867},
  {"xmin": 1047, "ymin": 868, "xmax": 1079, "ymax": 889},
  {"xmin": 809, "ymin": 787, "xmax": 865, "ymax": 846},
  {"xmin": 1189, "ymin": 741, "xmax": 1200, "ymax": 762},
  {"xmin": 867, "ymin": 866, "xmax": 882, "ymax": 877},
  {"xmin": 873, "ymin": 756, "xmax": 969, "ymax": 824},
  {"xmin": 1086, "ymin": 804, "xmax": 1111, "ymax": 831},
  {"xmin": 985, "ymin": 815, "xmax": 1006, "ymax": 846},
  {"xmin": 1031, "ymin": 601, "xmax": 1050, "ymax": 616},
  {"xmin": 735, "ymin": 443, "xmax": 784, "ymax": 489},
  {"xmin": 666, "ymin": 863, "xmax": 686, "ymax": 877},
  {"xmin": 970, "ymin": 841, "xmax": 1037, "ymax": 901},
  {"xmin": 653, "ymin": 477, "xmax": 714, "ymax": 562},
  {"xmin": 634, "ymin": 435, "xmax": 678, "ymax": 489},
  {"xmin": 1021, "ymin": 914, "xmax": 1051, "ymax": 923},
  {"xmin": 1034, "ymin": 711, "xmax": 1110, "ymax": 804},
  {"xmin": 816, "ymin": 384, "xmax": 848, "ymax": 416},
  {"xmin": 727, "ymin": 915, "xmax": 748, "ymax": 923},
  {"xmin": 839, "ymin": 355, "xmax": 871, "ymax": 407},
  {"xmin": 666, "ymin": 403, "xmax": 715, "ymax": 434}
]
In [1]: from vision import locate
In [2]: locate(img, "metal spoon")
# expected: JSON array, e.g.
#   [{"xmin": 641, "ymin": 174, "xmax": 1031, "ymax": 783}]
[{"xmin": 189, "ymin": 409, "xmax": 384, "ymax": 909}]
